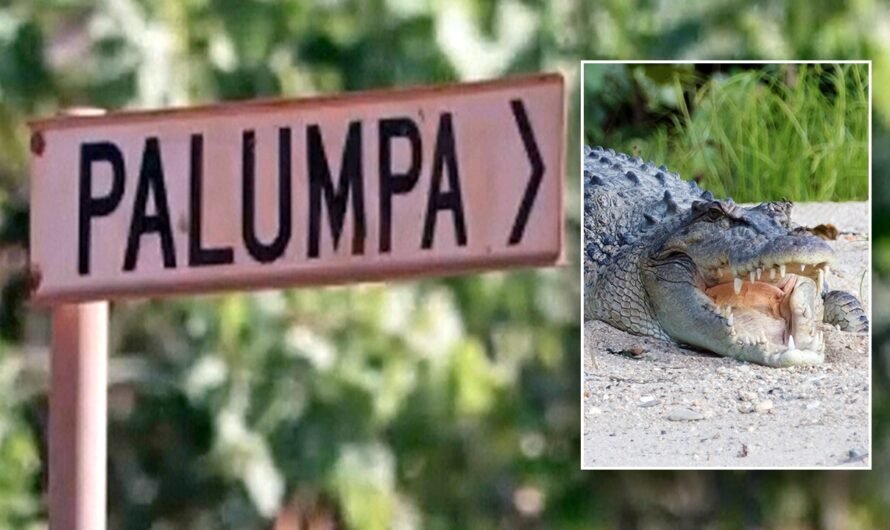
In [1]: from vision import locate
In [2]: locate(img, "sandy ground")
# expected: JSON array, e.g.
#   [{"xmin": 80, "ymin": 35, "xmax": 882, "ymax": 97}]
[{"xmin": 582, "ymin": 202, "xmax": 870, "ymax": 468}]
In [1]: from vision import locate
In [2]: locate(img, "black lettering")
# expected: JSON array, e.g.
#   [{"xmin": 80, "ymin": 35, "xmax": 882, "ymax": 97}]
[
  {"xmin": 242, "ymin": 129, "xmax": 292, "ymax": 263},
  {"xmin": 123, "ymin": 137, "xmax": 176, "ymax": 271},
  {"xmin": 422, "ymin": 113, "xmax": 466, "ymax": 249},
  {"xmin": 78, "ymin": 142, "xmax": 125, "ymax": 275},
  {"xmin": 378, "ymin": 117, "xmax": 421, "ymax": 253},
  {"xmin": 189, "ymin": 134, "xmax": 234, "ymax": 266},
  {"xmin": 307, "ymin": 122, "xmax": 365, "ymax": 258}
]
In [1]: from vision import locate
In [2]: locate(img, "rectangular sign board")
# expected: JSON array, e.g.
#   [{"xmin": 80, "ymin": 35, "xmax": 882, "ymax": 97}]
[{"xmin": 29, "ymin": 74, "xmax": 564, "ymax": 303}]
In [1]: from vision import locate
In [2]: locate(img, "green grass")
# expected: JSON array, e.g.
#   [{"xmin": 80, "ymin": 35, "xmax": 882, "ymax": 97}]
[{"xmin": 613, "ymin": 64, "xmax": 869, "ymax": 203}]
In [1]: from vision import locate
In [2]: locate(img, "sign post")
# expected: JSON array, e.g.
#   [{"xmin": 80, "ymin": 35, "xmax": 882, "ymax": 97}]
[
  {"xmin": 29, "ymin": 74, "xmax": 565, "ymax": 528},
  {"xmin": 49, "ymin": 302, "xmax": 108, "ymax": 530}
]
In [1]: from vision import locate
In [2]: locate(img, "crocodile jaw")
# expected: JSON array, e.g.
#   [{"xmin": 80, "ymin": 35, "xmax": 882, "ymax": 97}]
[
  {"xmin": 714, "ymin": 274, "xmax": 826, "ymax": 366},
  {"xmin": 642, "ymin": 259, "xmax": 829, "ymax": 367}
]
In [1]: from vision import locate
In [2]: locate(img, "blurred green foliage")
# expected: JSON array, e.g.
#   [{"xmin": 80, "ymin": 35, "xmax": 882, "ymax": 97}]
[
  {"xmin": 0, "ymin": 1, "xmax": 584, "ymax": 528},
  {"xmin": 102, "ymin": 276, "xmax": 578, "ymax": 529},
  {"xmin": 584, "ymin": 63, "xmax": 868, "ymax": 202},
  {"xmin": 0, "ymin": 348, "xmax": 41, "ymax": 530},
  {"xmin": 0, "ymin": 0, "xmax": 890, "ymax": 529}
]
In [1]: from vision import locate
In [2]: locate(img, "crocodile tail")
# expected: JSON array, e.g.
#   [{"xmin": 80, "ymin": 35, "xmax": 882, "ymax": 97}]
[{"xmin": 823, "ymin": 290, "xmax": 869, "ymax": 333}]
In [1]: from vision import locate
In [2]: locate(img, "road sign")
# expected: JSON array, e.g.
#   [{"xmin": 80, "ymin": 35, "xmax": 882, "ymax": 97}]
[{"xmin": 29, "ymin": 74, "xmax": 564, "ymax": 303}]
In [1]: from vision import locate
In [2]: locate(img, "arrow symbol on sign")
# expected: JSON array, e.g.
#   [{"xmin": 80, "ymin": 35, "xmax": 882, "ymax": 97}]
[{"xmin": 508, "ymin": 99, "xmax": 545, "ymax": 245}]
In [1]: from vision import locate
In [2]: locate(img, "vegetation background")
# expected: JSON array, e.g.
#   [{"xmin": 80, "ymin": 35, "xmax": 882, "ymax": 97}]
[
  {"xmin": 583, "ymin": 63, "xmax": 869, "ymax": 203},
  {"xmin": 0, "ymin": 0, "xmax": 889, "ymax": 529}
]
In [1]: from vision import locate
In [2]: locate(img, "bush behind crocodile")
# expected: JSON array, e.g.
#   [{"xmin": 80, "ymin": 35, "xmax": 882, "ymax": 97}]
[{"xmin": 583, "ymin": 146, "xmax": 868, "ymax": 367}]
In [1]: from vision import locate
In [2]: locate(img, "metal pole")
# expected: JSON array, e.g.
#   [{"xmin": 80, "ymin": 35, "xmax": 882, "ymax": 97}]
[{"xmin": 49, "ymin": 302, "xmax": 108, "ymax": 530}]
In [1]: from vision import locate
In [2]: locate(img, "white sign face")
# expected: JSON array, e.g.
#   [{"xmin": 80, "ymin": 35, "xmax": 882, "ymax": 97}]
[{"xmin": 29, "ymin": 75, "xmax": 564, "ymax": 302}]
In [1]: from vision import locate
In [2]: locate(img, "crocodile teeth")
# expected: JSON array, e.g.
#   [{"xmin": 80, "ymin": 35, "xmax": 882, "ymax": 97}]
[
  {"xmin": 824, "ymin": 265, "xmax": 830, "ymax": 277},
  {"xmin": 717, "ymin": 267, "xmax": 724, "ymax": 277},
  {"xmin": 727, "ymin": 314, "xmax": 734, "ymax": 327},
  {"xmin": 800, "ymin": 264, "xmax": 805, "ymax": 272},
  {"xmin": 817, "ymin": 269, "xmax": 824, "ymax": 294},
  {"xmin": 756, "ymin": 267, "xmax": 762, "ymax": 280},
  {"xmin": 748, "ymin": 271, "xmax": 755, "ymax": 283},
  {"xmin": 758, "ymin": 332, "xmax": 768, "ymax": 344},
  {"xmin": 733, "ymin": 277, "xmax": 742, "ymax": 295},
  {"xmin": 769, "ymin": 267, "xmax": 776, "ymax": 280},
  {"xmin": 779, "ymin": 264, "xmax": 786, "ymax": 278},
  {"xmin": 787, "ymin": 335, "xmax": 796, "ymax": 350}
]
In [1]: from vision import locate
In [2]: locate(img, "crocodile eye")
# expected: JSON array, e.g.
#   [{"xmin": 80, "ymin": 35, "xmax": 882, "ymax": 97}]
[
  {"xmin": 705, "ymin": 208, "xmax": 723, "ymax": 221},
  {"xmin": 693, "ymin": 200, "xmax": 728, "ymax": 222}
]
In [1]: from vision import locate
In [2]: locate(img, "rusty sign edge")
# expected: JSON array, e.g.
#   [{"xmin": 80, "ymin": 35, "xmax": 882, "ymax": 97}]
[
  {"xmin": 29, "ymin": 73, "xmax": 564, "ymax": 132},
  {"xmin": 29, "ymin": 250, "xmax": 562, "ymax": 305}
]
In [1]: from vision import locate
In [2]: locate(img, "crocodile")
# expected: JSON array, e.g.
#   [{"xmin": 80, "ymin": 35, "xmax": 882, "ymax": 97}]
[{"xmin": 583, "ymin": 146, "xmax": 868, "ymax": 367}]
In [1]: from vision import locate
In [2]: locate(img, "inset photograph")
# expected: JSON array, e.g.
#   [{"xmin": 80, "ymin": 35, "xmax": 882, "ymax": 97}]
[{"xmin": 581, "ymin": 61, "xmax": 871, "ymax": 468}]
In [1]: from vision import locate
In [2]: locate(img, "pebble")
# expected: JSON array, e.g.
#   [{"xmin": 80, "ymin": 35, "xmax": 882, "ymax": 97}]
[
  {"xmin": 738, "ymin": 402, "xmax": 755, "ymax": 414},
  {"xmin": 847, "ymin": 448, "xmax": 868, "ymax": 461},
  {"xmin": 755, "ymin": 400, "xmax": 774, "ymax": 413},
  {"xmin": 738, "ymin": 391, "xmax": 757, "ymax": 402},
  {"xmin": 667, "ymin": 407, "xmax": 705, "ymax": 421}
]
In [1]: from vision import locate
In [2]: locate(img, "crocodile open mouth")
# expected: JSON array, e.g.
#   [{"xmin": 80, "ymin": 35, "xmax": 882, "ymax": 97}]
[{"xmin": 700, "ymin": 262, "xmax": 830, "ymax": 354}]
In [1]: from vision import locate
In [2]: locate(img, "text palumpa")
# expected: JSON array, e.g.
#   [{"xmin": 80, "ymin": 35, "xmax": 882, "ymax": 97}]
[{"xmin": 78, "ymin": 106, "xmax": 541, "ymax": 275}]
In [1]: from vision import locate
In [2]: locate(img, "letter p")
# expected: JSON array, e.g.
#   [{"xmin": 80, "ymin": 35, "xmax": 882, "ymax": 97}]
[{"xmin": 79, "ymin": 142, "xmax": 125, "ymax": 275}]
